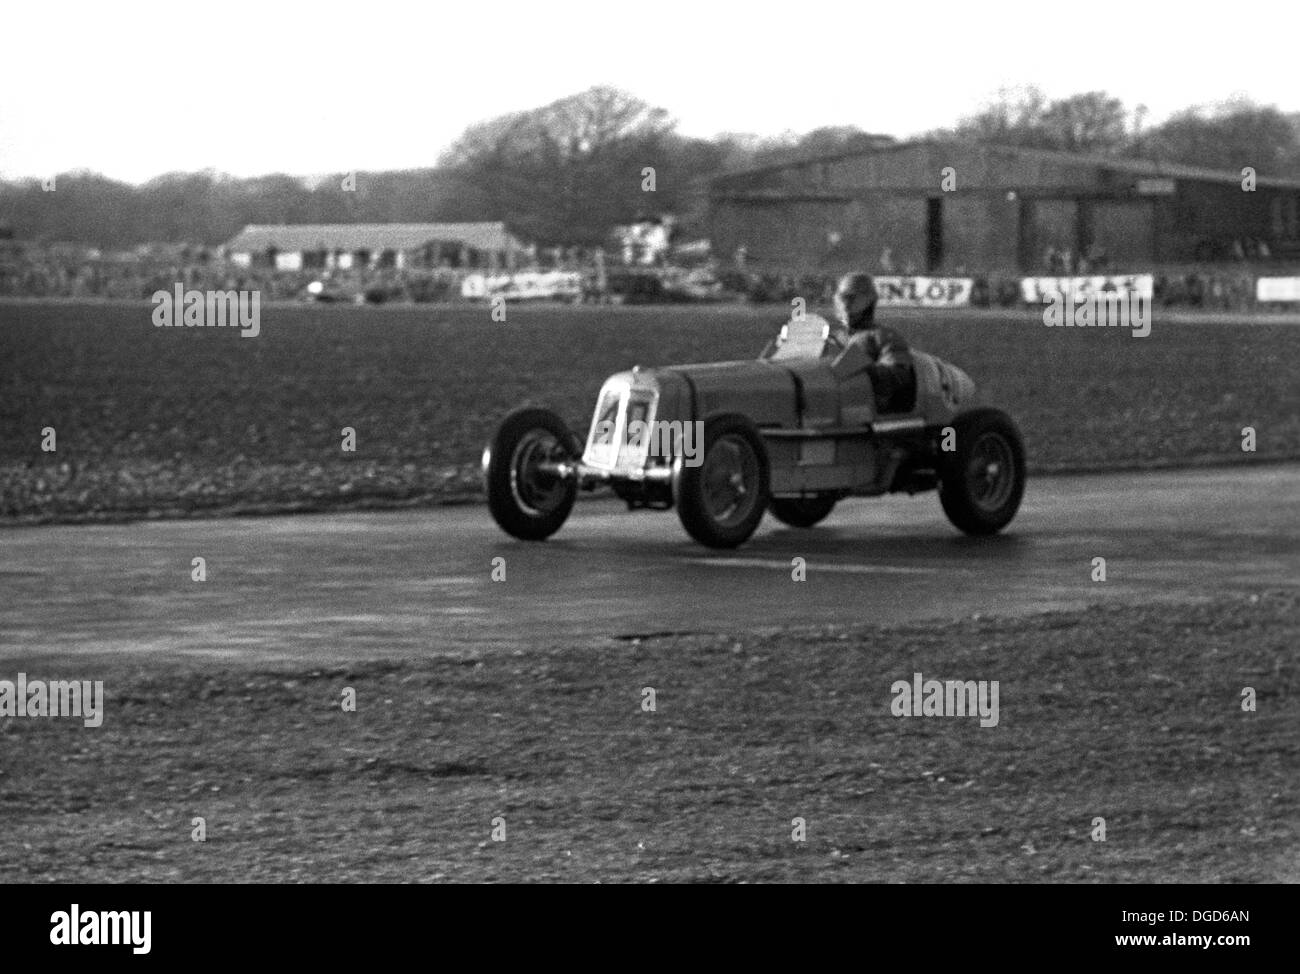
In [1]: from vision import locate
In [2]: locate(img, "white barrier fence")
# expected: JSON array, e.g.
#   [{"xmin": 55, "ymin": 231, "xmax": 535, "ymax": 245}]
[
  {"xmin": 454, "ymin": 269, "xmax": 1297, "ymax": 307},
  {"xmin": 461, "ymin": 271, "xmax": 582, "ymax": 301},
  {"xmin": 875, "ymin": 276, "xmax": 972, "ymax": 307},
  {"xmin": 1020, "ymin": 274, "xmax": 1154, "ymax": 303},
  {"xmin": 1256, "ymin": 277, "xmax": 1300, "ymax": 302}
]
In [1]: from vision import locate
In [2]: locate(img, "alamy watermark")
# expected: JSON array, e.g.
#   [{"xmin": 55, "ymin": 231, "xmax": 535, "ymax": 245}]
[
  {"xmin": 50, "ymin": 905, "xmax": 150, "ymax": 954},
  {"xmin": 890, "ymin": 671, "xmax": 999, "ymax": 727},
  {"xmin": 1042, "ymin": 290, "xmax": 1150, "ymax": 337},
  {"xmin": 151, "ymin": 284, "xmax": 260, "ymax": 338},
  {"xmin": 591, "ymin": 419, "xmax": 704, "ymax": 466},
  {"xmin": 0, "ymin": 673, "xmax": 104, "ymax": 727}
]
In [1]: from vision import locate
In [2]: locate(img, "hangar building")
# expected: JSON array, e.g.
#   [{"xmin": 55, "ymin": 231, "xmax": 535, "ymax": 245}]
[
  {"xmin": 223, "ymin": 222, "xmax": 526, "ymax": 272},
  {"xmin": 708, "ymin": 141, "xmax": 1300, "ymax": 274}
]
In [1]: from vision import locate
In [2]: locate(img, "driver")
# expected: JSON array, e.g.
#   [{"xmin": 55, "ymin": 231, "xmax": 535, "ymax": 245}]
[{"xmin": 831, "ymin": 272, "xmax": 916, "ymax": 414}]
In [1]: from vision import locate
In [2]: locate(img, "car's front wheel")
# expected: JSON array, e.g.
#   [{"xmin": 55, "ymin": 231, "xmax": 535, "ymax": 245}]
[
  {"xmin": 483, "ymin": 408, "xmax": 580, "ymax": 541},
  {"xmin": 673, "ymin": 414, "xmax": 770, "ymax": 548},
  {"xmin": 938, "ymin": 409, "xmax": 1026, "ymax": 535}
]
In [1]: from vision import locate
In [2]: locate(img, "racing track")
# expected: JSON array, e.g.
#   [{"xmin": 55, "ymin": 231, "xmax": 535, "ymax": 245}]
[{"xmin": 1, "ymin": 464, "xmax": 1297, "ymax": 664}]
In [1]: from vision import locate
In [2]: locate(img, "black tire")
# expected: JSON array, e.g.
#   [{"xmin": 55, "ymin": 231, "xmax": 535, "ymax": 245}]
[
  {"xmin": 938, "ymin": 409, "xmax": 1026, "ymax": 535},
  {"xmin": 483, "ymin": 408, "xmax": 580, "ymax": 541},
  {"xmin": 769, "ymin": 495, "xmax": 837, "ymax": 528},
  {"xmin": 673, "ymin": 414, "xmax": 770, "ymax": 548}
]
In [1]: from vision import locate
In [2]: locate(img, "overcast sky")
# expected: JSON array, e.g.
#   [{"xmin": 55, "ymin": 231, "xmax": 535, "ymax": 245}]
[{"xmin": 2, "ymin": 0, "xmax": 1295, "ymax": 183}]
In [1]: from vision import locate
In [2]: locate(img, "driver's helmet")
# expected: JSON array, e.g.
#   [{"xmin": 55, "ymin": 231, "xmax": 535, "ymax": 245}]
[{"xmin": 834, "ymin": 272, "xmax": 879, "ymax": 329}]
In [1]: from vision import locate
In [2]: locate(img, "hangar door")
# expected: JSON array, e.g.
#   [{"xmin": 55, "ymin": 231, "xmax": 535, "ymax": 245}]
[
  {"xmin": 1087, "ymin": 200, "xmax": 1155, "ymax": 265},
  {"xmin": 1017, "ymin": 199, "xmax": 1076, "ymax": 271}
]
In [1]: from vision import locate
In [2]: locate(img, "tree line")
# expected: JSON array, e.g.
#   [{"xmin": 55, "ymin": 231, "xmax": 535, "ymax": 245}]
[{"xmin": 2, "ymin": 85, "xmax": 1296, "ymax": 249}]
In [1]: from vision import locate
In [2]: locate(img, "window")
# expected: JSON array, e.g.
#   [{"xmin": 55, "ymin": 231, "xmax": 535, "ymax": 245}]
[{"xmin": 593, "ymin": 393, "xmax": 620, "ymax": 446}]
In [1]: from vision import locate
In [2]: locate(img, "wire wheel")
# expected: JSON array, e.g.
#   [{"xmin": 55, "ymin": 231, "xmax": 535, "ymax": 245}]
[
  {"xmin": 484, "ymin": 407, "xmax": 578, "ymax": 541},
  {"xmin": 674, "ymin": 414, "xmax": 770, "ymax": 548},
  {"xmin": 939, "ymin": 409, "xmax": 1026, "ymax": 536},
  {"xmin": 701, "ymin": 433, "xmax": 762, "ymax": 528},
  {"xmin": 510, "ymin": 430, "xmax": 569, "ymax": 516},
  {"xmin": 963, "ymin": 431, "xmax": 1016, "ymax": 514}
]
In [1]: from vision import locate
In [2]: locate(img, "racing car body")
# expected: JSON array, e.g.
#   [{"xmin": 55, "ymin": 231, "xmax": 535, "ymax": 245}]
[{"xmin": 484, "ymin": 314, "xmax": 1025, "ymax": 548}]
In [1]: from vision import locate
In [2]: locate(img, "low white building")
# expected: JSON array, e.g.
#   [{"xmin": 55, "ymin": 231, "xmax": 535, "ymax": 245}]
[{"xmin": 223, "ymin": 222, "xmax": 527, "ymax": 272}]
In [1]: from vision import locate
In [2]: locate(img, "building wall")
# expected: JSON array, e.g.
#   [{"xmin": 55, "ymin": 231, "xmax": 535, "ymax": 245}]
[
  {"xmin": 710, "ymin": 143, "xmax": 1108, "ymax": 274},
  {"xmin": 825, "ymin": 143, "xmax": 1105, "ymax": 193},
  {"xmin": 708, "ymin": 200, "xmax": 835, "ymax": 269},
  {"xmin": 711, "ymin": 192, "xmax": 1029, "ymax": 275},
  {"xmin": 826, "ymin": 197, "xmax": 928, "ymax": 272},
  {"xmin": 1161, "ymin": 182, "xmax": 1298, "ymax": 261},
  {"xmin": 942, "ymin": 195, "xmax": 1021, "ymax": 272},
  {"xmin": 1019, "ymin": 199, "xmax": 1078, "ymax": 269},
  {"xmin": 710, "ymin": 196, "xmax": 930, "ymax": 273},
  {"xmin": 1088, "ymin": 200, "xmax": 1155, "ymax": 265},
  {"xmin": 710, "ymin": 143, "xmax": 1300, "ymax": 273}
]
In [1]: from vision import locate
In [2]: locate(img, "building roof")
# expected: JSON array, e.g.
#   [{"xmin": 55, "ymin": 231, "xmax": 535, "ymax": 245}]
[
  {"xmin": 224, "ymin": 222, "xmax": 524, "ymax": 254},
  {"xmin": 992, "ymin": 143, "xmax": 1300, "ymax": 190},
  {"xmin": 712, "ymin": 139, "xmax": 1300, "ymax": 191}
]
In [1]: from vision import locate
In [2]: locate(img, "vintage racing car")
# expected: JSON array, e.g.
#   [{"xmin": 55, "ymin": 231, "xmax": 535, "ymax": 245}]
[{"xmin": 483, "ymin": 314, "xmax": 1026, "ymax": 548}]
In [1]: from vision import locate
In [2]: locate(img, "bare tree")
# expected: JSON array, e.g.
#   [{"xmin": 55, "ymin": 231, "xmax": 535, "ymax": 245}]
[
  {"xmin": 953, "ymin": 87, "xmax": 1127, "ymax": 154},
  {"xmin": 1142, "ymin": 98, "xmax": 1300, "ymax": 174}
]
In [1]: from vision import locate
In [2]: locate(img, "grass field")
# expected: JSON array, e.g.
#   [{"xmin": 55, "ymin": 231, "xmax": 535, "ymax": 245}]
[
  {"xmin": 2, "ymin": 591, "xmax": 1293, "ymax": 882},
  {"xmin": 2, "ymin": 300, "xmax": 1298, "ymax": 522}
]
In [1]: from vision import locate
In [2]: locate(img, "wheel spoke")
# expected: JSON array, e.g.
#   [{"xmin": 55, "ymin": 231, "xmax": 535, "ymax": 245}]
[
  {"xmin": 966, "ymin": 432, "xmax": 1014, "ymax": 511},
  {"xmin": 702, "ymin": 434, "xmax": 759, "ymax": 526},
  {"xmin": 511, "ymin": 431, "xmax": 567, "ymax": 514}
]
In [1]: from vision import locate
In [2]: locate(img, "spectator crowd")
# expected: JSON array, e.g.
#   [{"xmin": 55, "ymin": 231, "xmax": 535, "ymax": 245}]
[{"xmin": 1, "ymin": 242, "xmax": 1296, "ymax": 311}]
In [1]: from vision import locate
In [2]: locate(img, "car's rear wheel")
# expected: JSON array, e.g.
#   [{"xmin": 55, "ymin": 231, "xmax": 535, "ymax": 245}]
[
  {"xmin": 673, "ymin": 414, "xmax": 770, "ymax": 548},
  {"xmin": 769, "ymin": 495, "xmax": 837, "ymax": 528},
  {"xmin": 938, "ymin": 409, "xmax": 1026, "ymax": 535},
  {"xmin": 483, "ymin": 408, "xmax": 579, "ymax": 541}
]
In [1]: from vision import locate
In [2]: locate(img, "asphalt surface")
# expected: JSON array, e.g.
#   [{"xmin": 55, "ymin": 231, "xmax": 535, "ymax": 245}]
[{"xmin": 2, "ymin": 463, "xmax": 1296, "ymax": 664}]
